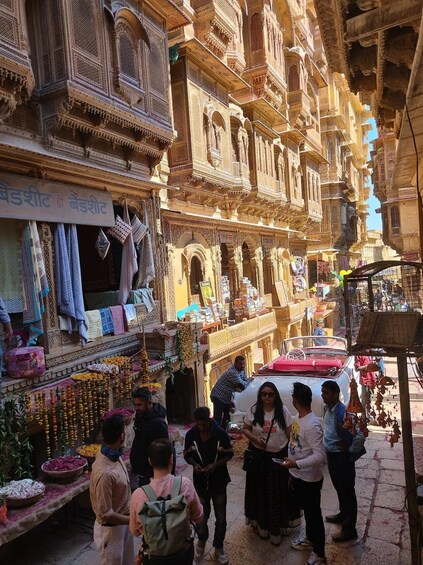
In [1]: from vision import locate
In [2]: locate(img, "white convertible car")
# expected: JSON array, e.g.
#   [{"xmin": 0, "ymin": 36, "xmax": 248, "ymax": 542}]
[{"xmin": 229, "ymin": 336, "xmax": 355, "ymax": 427}]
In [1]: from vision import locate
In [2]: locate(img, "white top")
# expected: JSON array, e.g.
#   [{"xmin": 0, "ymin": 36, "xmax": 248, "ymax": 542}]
[
  {"xmin": 288, "ymin": 412, "xmax": 325, "ymax": 482},
  {"xmin": 244, "ymin": 406, "xmax": 293, "ymax": 453}
]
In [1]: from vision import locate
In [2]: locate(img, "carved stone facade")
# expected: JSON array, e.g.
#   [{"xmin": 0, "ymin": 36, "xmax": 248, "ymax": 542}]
[
  {"xmin": 314, "ymin": 0, "xmax": 423, "ymax": 261},
  {"xmin": 309, "ymin": 73, "xmax": 371, "ymax": 272},
  {"xmin": 162, "ymin": 0, "xmax": 370, "ymax": 397},
  {"xmin": 0, "ymin": 0, "xmax": 190, "ymax": 392}
]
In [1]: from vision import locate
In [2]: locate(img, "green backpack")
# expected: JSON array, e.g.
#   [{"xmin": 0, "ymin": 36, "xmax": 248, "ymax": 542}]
[{"xmin": 139, "ymin": 476, "xmax": 191, "ymax": 557}]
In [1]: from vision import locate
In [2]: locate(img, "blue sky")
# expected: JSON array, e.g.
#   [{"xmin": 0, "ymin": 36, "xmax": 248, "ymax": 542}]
[{"xmin": 366, "ymin": 117, "xmax": 382, "ymax": 230}]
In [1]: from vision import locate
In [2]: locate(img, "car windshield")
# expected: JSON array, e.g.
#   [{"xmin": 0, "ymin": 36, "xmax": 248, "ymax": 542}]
[{"xmin": 281, "ymin": 336, "xmax": 347, "ymax": 355}]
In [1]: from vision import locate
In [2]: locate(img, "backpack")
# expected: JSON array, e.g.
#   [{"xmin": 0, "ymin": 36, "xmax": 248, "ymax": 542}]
[
  {"xmin": 139, "ymin": 476, "xmax": 191, "ymax": 557},
  {"xmin": 328, "ymin": 405, "xmax": 367, "ymax": 463},
  {"xmin": 348, "ymin": 421, "xmax": 367, "ymax": 462}
]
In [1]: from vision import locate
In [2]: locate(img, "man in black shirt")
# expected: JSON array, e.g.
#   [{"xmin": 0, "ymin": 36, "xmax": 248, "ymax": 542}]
[
  {"xmin": 130, "ymin": 387, "xmax": 169, "ymax": 486},
  {"xmin": 184, "ymin": 407, "xmax": 234, "ymax": 565}
]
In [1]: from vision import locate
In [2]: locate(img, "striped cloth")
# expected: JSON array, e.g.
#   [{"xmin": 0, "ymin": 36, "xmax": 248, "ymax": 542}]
[
  {"xmin": 110, "ymin": 305, "xmax": 126, "ymax": 335},
  {"xmin": 100, "ymin": 308, "xmax": 114, "ymax": 335}
]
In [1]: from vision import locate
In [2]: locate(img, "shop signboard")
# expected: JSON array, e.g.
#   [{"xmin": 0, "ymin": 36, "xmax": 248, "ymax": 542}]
[{"xmin": 0, "ymin": 172, "xmax": 114, "ymax": 226}]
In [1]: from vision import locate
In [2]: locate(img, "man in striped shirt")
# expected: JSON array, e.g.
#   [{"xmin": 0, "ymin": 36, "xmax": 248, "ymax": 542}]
[{"xmin": 210, "ymin": 355, "xmax": 248, "ymax": 429}]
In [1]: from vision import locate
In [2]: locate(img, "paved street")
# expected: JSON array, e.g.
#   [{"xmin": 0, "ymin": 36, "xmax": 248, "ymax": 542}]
[{"xmin": 2, "ymin": 359, "xmax": 421, "ymax": 564}]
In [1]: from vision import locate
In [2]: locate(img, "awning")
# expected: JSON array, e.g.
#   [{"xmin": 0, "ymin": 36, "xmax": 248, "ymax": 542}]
[{"xmin": 0, "ymin": 172, "xmax": 115, "ymax": 226}]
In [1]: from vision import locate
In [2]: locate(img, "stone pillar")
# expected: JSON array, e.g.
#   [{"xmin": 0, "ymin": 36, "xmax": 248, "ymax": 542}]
[
  {"xmin": 244, "ymin": 348, "xmax": 254, "ymax": 378},
  {"xmin": 263, "ymin": 336, "xmax": 273, "ymax": 364},
  {"xmin": 211, "ymin": 245, "xmax": 223, "ymax": 303},
  {"xmin": 40, "ymin": 223, "xmax": 60, "ymax": 353}
]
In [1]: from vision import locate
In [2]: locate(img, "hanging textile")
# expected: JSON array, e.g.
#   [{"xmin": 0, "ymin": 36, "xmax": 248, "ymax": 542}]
[
  {"xmin": 136, "ymin": 201, "xmax": 155, "ymax": 288},
  {"xmin": 21, "ymin": 224, "xmax": 43, "ymax": 344},
  {"xmin": 118, "ymin": 201, "xmax": 138, "ymax": 305},
  {"xmin": 0, "ymin": 219, "xmax": 23, "ymax": 313},
  {"xmin": 85, "ymin": 310, "xmax": 103, "ymax": 341},
  {"xmin": 131, "ymin": 288, "xmax": 155, "ymax": 313},
  {"xmin": 109, "ymin": 305, "xmax": 126, "ymax": 335},
  {"xmin": 54, "ymin": 224, "xmax": 88, "ymax": 344},
  {"xmin": 29, "ymin": 221, "xmax": 49, "ymax": 307},
  {"xmin": 99, "ymin": 307, "xmax": 114, "ymax": 335}
]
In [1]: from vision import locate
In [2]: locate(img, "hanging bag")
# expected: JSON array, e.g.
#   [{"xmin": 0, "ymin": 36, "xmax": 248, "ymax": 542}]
[{"xmin": 242, "ymin": 419, "xmax": 274, "ymax": 473}]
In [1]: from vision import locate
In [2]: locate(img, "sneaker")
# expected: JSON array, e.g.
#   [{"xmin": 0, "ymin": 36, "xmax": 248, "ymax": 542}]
[
  {"xmin": 291, "ymin": 536, "xmax": 313, "ymax": 551},
  {"xmin": 194, "ymin": 540, "xmax": 206, "ymax": 561},
  {"xmin": 205, "ymin": 548, "xmax": 229, "ymax": 564},
  {"xmin": 307, "ymin": 551, "xmax": 327, "ymax": 565}
]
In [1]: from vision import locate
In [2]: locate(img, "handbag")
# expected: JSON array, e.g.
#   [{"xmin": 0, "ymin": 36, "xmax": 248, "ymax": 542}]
[{"xmin": 242, "ymin": 419, "xmax": 274, "ymax": 473}]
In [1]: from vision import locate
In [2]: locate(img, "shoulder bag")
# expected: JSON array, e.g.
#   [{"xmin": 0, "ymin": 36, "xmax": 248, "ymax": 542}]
[{"xmin": 242, "ymin": 419, "xmax": 274, "ymax": 474}]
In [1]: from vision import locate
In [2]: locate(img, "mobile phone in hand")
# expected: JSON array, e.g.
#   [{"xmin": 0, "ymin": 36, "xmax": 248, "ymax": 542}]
[{"xmin": 272, "ymin": 457, "xmax": 284, "ymax": 464}]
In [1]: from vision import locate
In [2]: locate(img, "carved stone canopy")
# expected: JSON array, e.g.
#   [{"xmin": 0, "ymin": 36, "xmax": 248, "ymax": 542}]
[{"xmin": 314, "ymin": 0, "xmax": 420, "ymax": 126}]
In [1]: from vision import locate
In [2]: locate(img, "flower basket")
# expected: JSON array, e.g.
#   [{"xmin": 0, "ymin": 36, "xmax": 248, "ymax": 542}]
[
  {"xmin": 41, "ymin": 456, "xmax": 87, "ymax": 484},
  {"xmin": 76, "ymin": 444, "xmax": 102, "ymax": 468},
  {"xmin": 0, "ymin": 480, "xmax": 45, "ymax": 508}
]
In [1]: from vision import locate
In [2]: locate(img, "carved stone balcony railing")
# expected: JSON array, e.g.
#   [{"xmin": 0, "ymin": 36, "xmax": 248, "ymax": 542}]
[{"xmin": 207, "ymin": 311, "xmax": 277, "ymax": 361}]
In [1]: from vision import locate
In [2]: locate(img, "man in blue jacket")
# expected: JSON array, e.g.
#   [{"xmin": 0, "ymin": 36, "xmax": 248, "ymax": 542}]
[{"xmin": 321, "ymin": 380, "xmax": 358, "ymax": 543}]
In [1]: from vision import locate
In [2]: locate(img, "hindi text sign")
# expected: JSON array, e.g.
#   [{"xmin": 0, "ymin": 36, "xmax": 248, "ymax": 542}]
[{"xmin": 0, "ymin": 173, "xmax": 114, "ymax": 226}]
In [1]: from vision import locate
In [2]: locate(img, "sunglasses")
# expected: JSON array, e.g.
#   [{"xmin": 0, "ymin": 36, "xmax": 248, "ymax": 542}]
[{"xmin": 260, "ymin": 391, "xmax": 275, "ymax": 398}]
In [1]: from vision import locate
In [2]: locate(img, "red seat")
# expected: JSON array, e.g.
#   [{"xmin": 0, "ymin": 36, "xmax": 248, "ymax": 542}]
[{"xmin": 271, "ymin": 359, "xmax": 316, "ymax": 372}]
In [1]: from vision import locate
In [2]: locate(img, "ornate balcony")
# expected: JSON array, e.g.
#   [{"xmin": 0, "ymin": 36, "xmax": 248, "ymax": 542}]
[{"xmin": 207, "ymin": 311, "xmax": 277, "ymax": 361}]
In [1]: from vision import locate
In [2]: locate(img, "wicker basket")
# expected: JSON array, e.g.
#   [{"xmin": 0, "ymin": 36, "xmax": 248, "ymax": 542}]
[{"xmin": 6, "ymin": 490, "xmax": 44, "ymax": 508}]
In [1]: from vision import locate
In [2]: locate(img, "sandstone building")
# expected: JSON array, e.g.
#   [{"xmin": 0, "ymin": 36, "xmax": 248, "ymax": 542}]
[{"xmin": 0, "ymin": 0, "xmax": 370, "ymax": 414}]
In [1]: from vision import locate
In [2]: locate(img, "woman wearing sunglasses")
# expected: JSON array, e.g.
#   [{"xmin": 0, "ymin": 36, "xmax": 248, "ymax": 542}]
[{"xmin": 243, "ymin": 381, "xmax": 300, "ymax": 545}]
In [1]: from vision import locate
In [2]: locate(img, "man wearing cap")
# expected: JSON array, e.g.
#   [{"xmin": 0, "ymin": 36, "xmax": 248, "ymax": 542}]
[
  {"xmin": 130, "ymin": 386, "xmax": 169, "ymax": 486},
  {"xmin": 313, "ymin": 320, "xmax": 327, "ymax": 346}
]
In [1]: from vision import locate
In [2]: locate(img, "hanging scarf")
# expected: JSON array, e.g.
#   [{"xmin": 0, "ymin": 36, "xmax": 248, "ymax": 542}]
[{"xmin": 101, "ymin": 444, "xmax": 123, "ymax": 462}]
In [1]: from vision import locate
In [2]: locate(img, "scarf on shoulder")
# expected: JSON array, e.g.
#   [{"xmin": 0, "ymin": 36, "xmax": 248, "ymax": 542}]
[{"xmin": 101, "ymin": 444, "xmax": 123, "ymax": 462}]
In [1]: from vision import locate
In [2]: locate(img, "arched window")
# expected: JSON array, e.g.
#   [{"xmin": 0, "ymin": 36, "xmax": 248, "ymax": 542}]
[
  {"xmin": 391, "ymin": 206, "xmax": 400, "ymax": 233},
  {"xmin": 242, "ymin": 242, "xmax": 256, "ymax": 286},
  {"xmin": 288, "ymin": 65, "xmax": 300, "ymax": 91},
  {"xmin": 251, "ymin": 13, "xmax": 263, "ymax": 51}
]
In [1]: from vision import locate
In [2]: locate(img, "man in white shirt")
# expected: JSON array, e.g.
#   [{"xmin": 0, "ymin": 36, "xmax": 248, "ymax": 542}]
[{"xmin": 280, "ymin": 382, "xmax": 326, "ymax": 565}]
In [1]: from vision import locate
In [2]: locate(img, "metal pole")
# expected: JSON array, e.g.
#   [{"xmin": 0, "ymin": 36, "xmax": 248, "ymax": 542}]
[{"xmin": 397, "ymin": 354, "xmax": 421, "ymax": 565}]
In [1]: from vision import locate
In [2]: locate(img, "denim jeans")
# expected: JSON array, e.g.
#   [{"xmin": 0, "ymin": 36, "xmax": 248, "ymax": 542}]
[
  {"xmin": 197, "ymin": 488, "xmax": 227, "ymax": 549},
  {"xmin": 293, "ymin": 477, "xmax": 325, "ymax": 558},
  {"xmin": 211, "ymin": 396, "xmax": 231, "ymax": 430}
]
